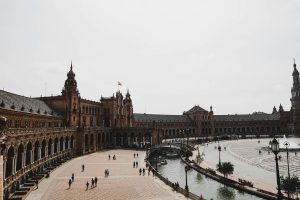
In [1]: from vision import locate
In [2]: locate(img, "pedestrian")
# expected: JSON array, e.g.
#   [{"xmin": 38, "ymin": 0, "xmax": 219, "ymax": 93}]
[
  {"xmin": 143, "ymin": 168, "xmax": 145, "ymax": 176},
  {"xmin": 152, "ymin": 169, "xmax": 155, "ymax": 177},
  {"xmin": 137, "ymin": 153, "xmax": 138, "ymax": 158},
  {"xmin": 134, "ymin": 153, "xmax": 136, "ymax": 158},
  {"xmin": 148, "ymin": 169, "xmax": 150, "ymax": 176},
  {"xmin": 136, "ymin": 161, "xmax": 138, "ymax": 167},
  {"xmin": 133, "ymin": 161, "xmax": 135, "ymax": 168},
  {"xmin": 82, "ymin": 164, "xmax": 85, "ymax": 172},
  {"xmin": 35, "ymin": 180, "xmax": 38, "ymax": 189},
  {"xmin": 68, "ymin": 179, "xmax": 72, "ymax": 188},
  {"xmin": 109, "ymin": 154, "xmax": 111, "ymax": 160},
  {"xmin": 139, "ymin": 168, "xmax": 142, "ymax": 175},
  {"xmin": 95, "ymin": 177, "xmax": 98, "ymax": 187},
  {"xmin": 86, "ymin": 181, "xmax": 89, "ymax": 190},
  {"xmin": 91, "ymin": 178, "xmax": 94, "ymax": 188},
  {"xmin": 71, "ymin": 173, "xmax": 74, "ymax": 182}
]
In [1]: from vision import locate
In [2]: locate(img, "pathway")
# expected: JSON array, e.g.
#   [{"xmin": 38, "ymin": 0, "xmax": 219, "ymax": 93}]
[{"xmin": 26, "ymin": 149, "xmax": 189, "ymax": 200}]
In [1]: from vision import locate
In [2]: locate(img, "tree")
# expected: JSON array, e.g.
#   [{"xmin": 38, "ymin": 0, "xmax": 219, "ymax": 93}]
[
  {"xmin": 217, "ymin": 162, "xmax": 234, "ymax": 178},
  {"xmin": 281, "ymin": 176, "xmax": 300, "ymax": 199}
]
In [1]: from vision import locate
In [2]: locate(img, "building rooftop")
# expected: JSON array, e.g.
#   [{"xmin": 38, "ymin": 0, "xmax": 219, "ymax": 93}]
[
  {"xmin": 0, "ymin": 90, "xmax": 60, "ymax": 116},
  {"xmin": 133, "ymin": 113, "xmax": 192, "ymax": 123},
  {"xmin": 213, "ymin": 113, "xmax": 279, "ymax": 121}
]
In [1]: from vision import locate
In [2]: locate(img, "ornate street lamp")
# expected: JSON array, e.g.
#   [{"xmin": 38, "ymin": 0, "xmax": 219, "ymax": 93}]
[
  {"xmin": 283, "ymin": 141, "xmax": 291, "ymax": 199},
  {"xmin": 185, "ymin": 165, "xmax": 189, "ymax": 191},
  {"xmin": 218, "ymin": 140, "xmax": 221, "ymax": 166},
  {"xmin": 271, "ymin": 138, "xmax": 283, "ymax": 199}
]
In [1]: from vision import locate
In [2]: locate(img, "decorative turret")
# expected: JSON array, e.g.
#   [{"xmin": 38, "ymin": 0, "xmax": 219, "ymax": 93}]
[
  {"xmin": 210, "ymin": 106, "xmax": 213, "ymax": 114},
  {"xmin": 279, "ymin": 104, "xmax": 284, "ymax": 112},
  {"xmin": 62, "ymin": 62, "xmax": 78, "ymax": 95},
  {"xmin": 61, "ymin": 62, "xmax": 80, "ymax": 126},
  {"xmin": 291, "ymin": 59, "xmax": 300, "ymax": 135},
  {"xmin": 272, "ymin": 106, "xmax": 277, "ymax": 114}
]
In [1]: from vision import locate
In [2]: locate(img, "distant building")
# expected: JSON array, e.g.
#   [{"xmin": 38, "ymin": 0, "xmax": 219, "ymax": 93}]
[{"xmin": 1, "ymin": 61, "xmax": 299, "ymax": 199}]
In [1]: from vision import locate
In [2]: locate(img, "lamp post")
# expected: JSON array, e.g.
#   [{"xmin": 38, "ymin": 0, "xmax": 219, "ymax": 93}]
[
  {"xmin": 283, "ymin": 141, "xmax": 291, "ymax": 199},
  {"xmin": 218, "ymin": 140, "xmax": 221, "ymax": 166},
  {"xmin": 271, "ymin": 138, "xmax": 283, "ymax": 199},
  {"xmin": 186, "ymin": 129, "xmax": 189, "ymax": 161},
  {"xmin": 185, "ymin": 165, "xmax": 189, "ymax": 191}
]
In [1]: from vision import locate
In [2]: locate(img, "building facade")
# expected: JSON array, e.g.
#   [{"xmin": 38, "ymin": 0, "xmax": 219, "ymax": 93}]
[{"xmin": 1, "ymin": 61, "xmax": 299, "ymax": 199}]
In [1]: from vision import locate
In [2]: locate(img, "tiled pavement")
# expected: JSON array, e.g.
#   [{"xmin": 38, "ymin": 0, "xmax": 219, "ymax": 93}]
[{"xmin": 26, "ymin": 150, "xmax": 189, "ymax": 200}]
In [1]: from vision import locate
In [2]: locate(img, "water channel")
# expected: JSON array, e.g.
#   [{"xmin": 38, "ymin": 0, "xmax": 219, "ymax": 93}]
[{"xmin": 150, "ymin": 157, "xmax": 263, "ymax": 200}]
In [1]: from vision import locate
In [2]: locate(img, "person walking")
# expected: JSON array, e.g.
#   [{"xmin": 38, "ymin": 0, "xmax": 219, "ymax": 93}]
[
  {"xmin": 95, "ymin": 177, "xmax": 98, "ymax": 187},
  {"xmin": 82, "ymin": 164, "xmax": 85, "ymax": 172},
  {"xmin": 139, "ymin": 168, "xmax": 142, "ymax": 175},
  {"xmin": 137, "ymin": 153, "xmax": 138, "ymax": 158},
  {"xmin": 136, "ymin": 161, "xmax": 138, "ymax": 167},
  {"xmin": 71, "ymin": 173, "xmax": 74, "ymax": 182},
  {"xmin": 91, "ymin": 178, "xmax": 94, "ymax": 189},
  {"xmin": 86, "ymin": 181, "xmax": 89, "ymax": 190},
  {"xmin": 109, "ymin": 154, "xmax": 111, "ymax": 160},
  {"xmin": 133, "ymin": 161, "xmax": 135, "ymax": 168},
  {"xmin": 68, "ymin": 179, "xmax": 72, "ymax": 189},
  {"xmin": 134, "ymin": 153, "xmax": 136, "ymax": 158},
  {"xmin": 142, "ymin": 168, "xmax": 145, "ymax": 176}
]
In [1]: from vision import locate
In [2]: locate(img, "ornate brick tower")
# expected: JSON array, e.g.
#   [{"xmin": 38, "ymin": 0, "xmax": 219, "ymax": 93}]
[
  {"xmin": 124, "ymin": 89, "xmax": 133, "ymax": 127},
  {"xmin": 62, "ymin": 63, "xmax": 80, "ymax": 126},
  {"xmin": 291, "ymin": 59, "xmax": 300, "ymax": 135}
]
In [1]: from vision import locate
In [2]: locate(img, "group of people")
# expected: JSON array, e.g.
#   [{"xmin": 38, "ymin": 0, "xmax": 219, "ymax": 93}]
[
  {"xmin": 108, "ymin": 154, "xmax": 117, "ymax": 160},
  {"xmin": 86, "ymin": 177, "xmax": 98, "ymax": 190},
  {"xmin": 68, "ymin": 173, "xmax": 75, "ymax": 188},
  {"xmin": 133, "ymin": 161, "xmax": 138, "ymax": 168}
]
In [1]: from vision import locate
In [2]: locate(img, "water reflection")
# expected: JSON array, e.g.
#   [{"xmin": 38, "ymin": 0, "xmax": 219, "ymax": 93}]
[
  {"xmin": 150, "ymin": 157, "xmax": 262, "ymax": 200},
  {"xmin": 217, "ymin": 186, "xmax": 235, "ymax": 200}
]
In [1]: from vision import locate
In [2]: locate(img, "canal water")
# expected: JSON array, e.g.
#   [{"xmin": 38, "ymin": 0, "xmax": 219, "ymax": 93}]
[{"xmin": 150, "ymin": 158, "xmax": 263, "ymax": 200}]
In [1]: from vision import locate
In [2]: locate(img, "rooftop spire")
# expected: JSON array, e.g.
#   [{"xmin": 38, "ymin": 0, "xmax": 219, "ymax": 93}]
[
  {"xmin": 294, "ymin": 58, "xmax": 296, "ymax": 68},
  {"xmin": 71, "ymin": 60, "xmax": 73, "ymax": 70}
]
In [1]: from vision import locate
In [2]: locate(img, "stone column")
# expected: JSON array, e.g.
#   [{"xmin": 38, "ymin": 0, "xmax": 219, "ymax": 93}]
[
  {"xmin": 12, "ymin": 156, "xmax": 17, "ymax": 175},
  {"xmin": 51, "ymin": 143, "xmax": 54, "ymax": 155},
  {"xmin": 57, "ymin": 142, "xmax": 60, "ymax": 152},
  {"xmin": 68, "ymin": 140, "xmax": 70, "ymax": 149},
  {"xmin": 121, "ymin": 137, "xmax": 123, "ymax": 146},
  {"xmin": 38, "ymin": 147, "xmax": 41, "ymax": 160},
  {"xmin": 30, "ymin": 150, "xmax": 34, "ymax": 163},
  {"xmin": 22, "ymin": 152, "xmax": 26, "ymax": 167},
  {"xmin": 113, "ymin": 137, "xmax": 116, "ymax": 146},
  {"xmin": 128, "ymin": 137, "xmax": 131, "ymax": 146},
  {"xmin": 3, "ymin": 160, "xmax": 6, "ymax": 179}
]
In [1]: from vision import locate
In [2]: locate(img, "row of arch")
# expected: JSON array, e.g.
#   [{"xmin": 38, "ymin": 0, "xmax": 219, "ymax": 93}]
[{"xmin": 4, "ymin": 135, "xmax": 75, "ymax": 179}]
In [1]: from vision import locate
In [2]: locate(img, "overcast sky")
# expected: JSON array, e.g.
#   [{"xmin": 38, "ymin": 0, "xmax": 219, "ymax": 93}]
[{"xmin": 0, "ymin": 0, "xmax": 299, "ymax": 115}]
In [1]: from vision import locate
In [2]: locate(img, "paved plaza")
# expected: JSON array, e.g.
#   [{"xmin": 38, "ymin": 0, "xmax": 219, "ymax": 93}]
[{"xmin": 26, "ymin": 149, "xmax": 188, "ymax": 200}]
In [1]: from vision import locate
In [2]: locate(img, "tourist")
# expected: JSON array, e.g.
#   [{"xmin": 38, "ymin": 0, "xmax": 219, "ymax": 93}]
[
  {"xmin": 109, "ymin": 154, "xmax": 111, "ymax": 160},
  {"xmin": 136, "ymin": 161, "xmax": 138, "ymax": 167},
  {"xmin": 143, "ymin": 168, "xmax": 145, "ymax": 176},
  {"xmin": 113, "ymin": 155, "xmax": 116, "ymax": 160},
  {"xmin": 86, "ymin": 181, "xmax": 89, "ymax": 190},
  {"xmin": 152, "ymin": 169, "xmax": 155, "ymax": 176},
  {"xmin": 137, "ymin": 153, "xmax": 138, "ymax": 158},
  {"xmin": 71, "ymin": 173, "xmax": 74, "ymax": 182},
  {"xmin": 82, "ymin": 164, "xmax": 85, "ymax": 172},
  {"xmin": 134, "ymin": 153, "xmax": 136, "ymax": 158},
  {"xmin": 133, "ymin": 161, "xmax": 135, "ymax": 168},
  {"xmin": 68, "ymin": 179, "xmax": 72, "ymax": 188},
  {"xmin": 139, "ymin": 168, "xmax": 142, "ymax": 175},
  {"xmin": 95, "ymin": 177, "xmax": 98, "ymax": 187},
  {"xmin": 91, "ymin": 178, "xmax": 94, "ymax": 188}
]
